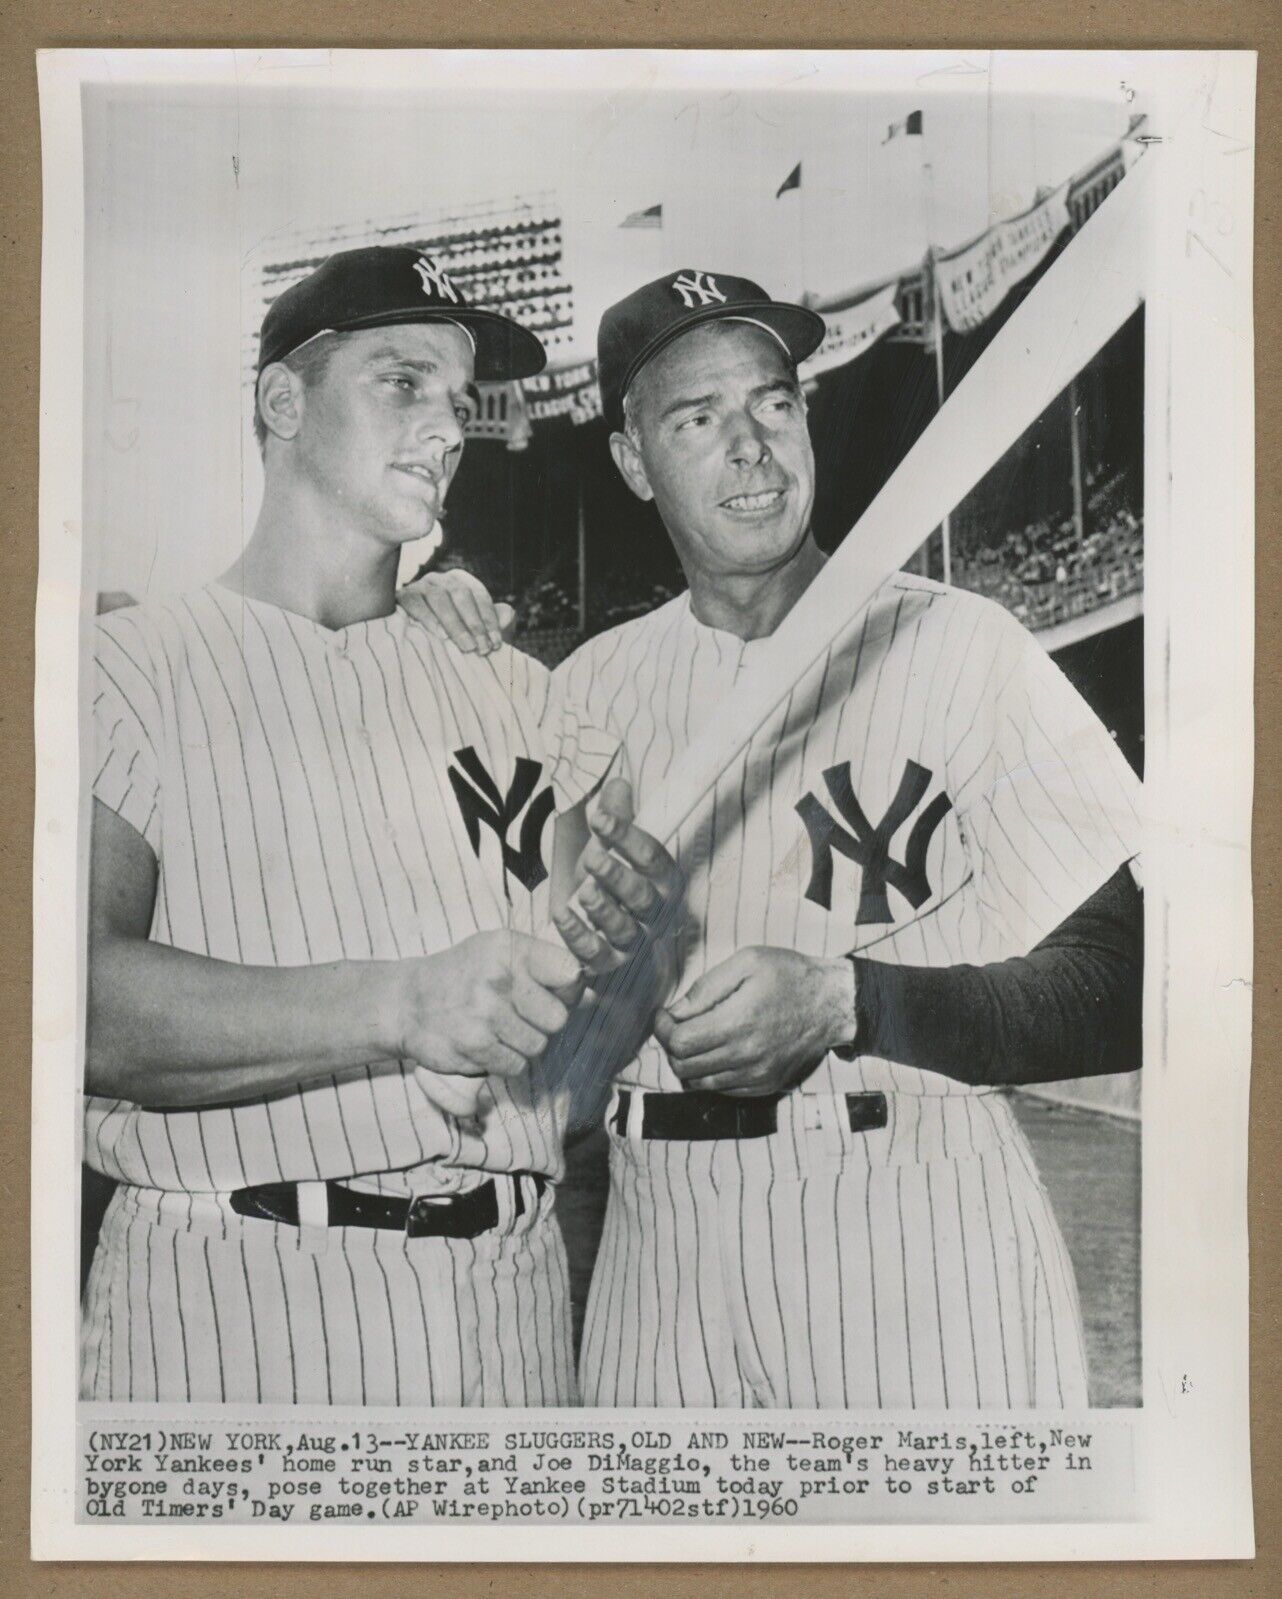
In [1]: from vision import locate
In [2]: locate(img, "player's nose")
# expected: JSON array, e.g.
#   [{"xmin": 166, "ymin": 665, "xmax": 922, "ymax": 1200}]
[
  {"xmin": 411, "ymin": 393, "xmax": 465, "ymax": 454},
  {"xmin": 725, "ymin": 411, "xmax": 770, "ymax": 467}
]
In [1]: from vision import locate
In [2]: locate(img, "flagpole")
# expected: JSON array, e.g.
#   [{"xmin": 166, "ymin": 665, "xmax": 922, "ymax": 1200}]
[
  {"xmin": 576, "ymin": 473, "xmax": 587, "ymax": 637},
  {"xmin": 920, "ymin": 143, "xmax": 953, "ymax": 587},
  {"xmin": 930, "ymin": 245, "xmax": 951, "ymax": 587},
  {"xmin": 774, "ymin": 164, "xmax": 805, "ymax": 300},
  {"xmin": 1069, "ymin": 375, "xmax": 1085, "ymax": 545},
  {"xmin": 785, "ymin": 179, "xmax": 806, "ymax": 306}
]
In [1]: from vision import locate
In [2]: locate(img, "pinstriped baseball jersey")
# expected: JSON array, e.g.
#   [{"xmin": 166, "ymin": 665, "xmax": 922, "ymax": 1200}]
[
  {"xmin": 566, "ymin": 568, "xmax": 1132, "ymax": 1409},
  {"xmin": 81, "ymin": 1177, "xmax": 577, "ymax": 1406},
  {"xmin": 88, "ymin": 582, "xmax": 616, "ymax": 1195},
  {"xmin": 554, "ymin": 573, "xmax": 1141, "ymax": 1099},
  {"xmin": 581, "ymin": 1089, "xmax": 1087, "ymax": 1409}
]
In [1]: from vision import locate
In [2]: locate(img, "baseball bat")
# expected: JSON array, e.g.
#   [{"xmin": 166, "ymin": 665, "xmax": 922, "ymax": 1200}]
[
  {"xmin": 558, "ymin": 153, "xmax": 1154, "ymax": 1005},
  {"xmin": 624, "ymin": 153, "xmax": 1155, "ymax": 855}
]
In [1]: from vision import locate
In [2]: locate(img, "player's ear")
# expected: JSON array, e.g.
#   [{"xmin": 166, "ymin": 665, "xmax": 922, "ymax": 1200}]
[
  {"xmin": 256, "ymin": 363, "xmax": 305, "ymax": 445},
  {"xmin": 609, "ymin": 430, "xmax": 655, "ymax": 504}
]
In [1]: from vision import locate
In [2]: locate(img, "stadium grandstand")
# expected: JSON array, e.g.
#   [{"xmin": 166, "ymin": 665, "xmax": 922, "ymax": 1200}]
[
  {"xmin": 951, "ymin": 468, "xmax": 1142, "ymax": 640},
  {"xmin": 241, "ymin": 192, "xmax": 574, "ymax": 411},
  {"xmin": 239, "ymin": 141, "xmax": 1146, "ymax": 793}
]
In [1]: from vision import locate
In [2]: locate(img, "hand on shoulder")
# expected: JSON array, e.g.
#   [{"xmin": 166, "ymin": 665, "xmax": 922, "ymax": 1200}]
[{"xmin": 398, "ymin": 567, "xmax": 516, "ymax": 655}]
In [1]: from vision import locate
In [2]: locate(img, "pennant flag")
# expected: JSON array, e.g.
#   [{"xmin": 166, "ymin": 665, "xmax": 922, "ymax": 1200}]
[
  {"xmin": 621, "ymin": 202, "xmax": 663, "ymax": 229},
  {"xmin": 775, "ymin": 163, "xmax": 801, "ymax": 198},
  {"xmin": 884, "ymin": 109, "xmax": 924, "ymax": 144},
  {"xmin": 799, "ymin": 284, "xmax": 901, "ymax": 382},
  {"xmin": 936, "ymin": 184, "xmax": 1071, "ymax": 332}
]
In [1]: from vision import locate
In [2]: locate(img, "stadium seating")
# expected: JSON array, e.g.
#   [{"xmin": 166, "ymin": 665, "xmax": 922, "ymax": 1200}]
[
  {"xmin": 950, "ymin": 470, "xmax": 1143, "ymax": 633},
  {"xmin": 490, "ymin": 472, "xmax": 1142, "ymax": 670},
  {"xmin": 244, "ymin": 196, "xmax": 577, "ymax": 383}
]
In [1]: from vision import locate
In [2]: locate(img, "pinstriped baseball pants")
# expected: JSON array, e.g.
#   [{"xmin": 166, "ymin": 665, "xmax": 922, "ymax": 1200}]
[
  {"xmin": 579, "ymin": 1089, "xmax": 1089, "ymax": 1410},
  {"xmin": 81, "ymin": 1176, "xmax": 577, "ymax": 1406}
]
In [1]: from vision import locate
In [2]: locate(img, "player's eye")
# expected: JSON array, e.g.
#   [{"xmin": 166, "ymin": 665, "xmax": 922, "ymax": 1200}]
[
  {"xmin": 676, "ymin": 412, "xmax": 711, "ymax": 432},
  {"xmin": 382, "ymin": 373, "xmax": 416, "ymax": 392}
]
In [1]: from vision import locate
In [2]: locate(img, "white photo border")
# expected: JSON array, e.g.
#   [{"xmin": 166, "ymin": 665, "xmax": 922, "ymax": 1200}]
[{"xmin": 31, "ymin": 47, "xmax": 1256, "ymax": 1562}]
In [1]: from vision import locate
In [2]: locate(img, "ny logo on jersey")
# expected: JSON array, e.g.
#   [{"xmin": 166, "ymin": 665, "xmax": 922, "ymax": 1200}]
[
  {"xmin": 670, "ymin": 270, "xmax": 726, "ymax": 310},
  {"xmin": 413, "ymin": 255, "xmax": 460, "ymax": 304},
  {"xmin": 795, "ymin": 758, "xmax": 952, "ymax": 924},
  {"xmin": 448, "ymin": 746, "xmax": 555, "ymax": 894}
]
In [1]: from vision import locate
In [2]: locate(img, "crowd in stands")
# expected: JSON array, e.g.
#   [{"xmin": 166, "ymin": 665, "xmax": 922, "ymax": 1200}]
[
  {"xmin": 432, "ymin": 211, "xmax": 574, "ymax": 352},
  {"xmin": 511, "ymin": 574, "xmax": 578, "ymax": 633},
  {"xmin": 585, "ymin": 574, "xmax": 683, "ymax": 633},
  {"xmin": 252, "ymin": 204, "xmax": 577, "ymax": 377},
  {"xmin": 496, "ymin": 572, "xmax": 683, "ymax": 666},
  {"xmin": 421, "ymin": 468, "xmax": 1142, "ymax": 668},
  {"xmin": 950, "ymin": 469, "xmax": 1143, "ymax": 633}
]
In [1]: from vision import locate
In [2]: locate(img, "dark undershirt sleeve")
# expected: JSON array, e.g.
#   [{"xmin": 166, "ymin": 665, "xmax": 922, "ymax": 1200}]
[{"xmin": 844, "ymin": 864, "xmax": 1143, "ymax": 1086}]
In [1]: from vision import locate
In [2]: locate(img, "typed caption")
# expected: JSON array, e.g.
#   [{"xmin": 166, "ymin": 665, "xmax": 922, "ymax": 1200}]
[{"xmin": 79, "ymin": 1412, "xmax": 1137, "ymax": 1526}]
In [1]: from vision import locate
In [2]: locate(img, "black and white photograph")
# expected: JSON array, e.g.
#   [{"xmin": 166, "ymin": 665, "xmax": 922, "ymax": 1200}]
[{"xmin": 32, "ymin": 49, "xmax": 1254, "ymax": 1560}]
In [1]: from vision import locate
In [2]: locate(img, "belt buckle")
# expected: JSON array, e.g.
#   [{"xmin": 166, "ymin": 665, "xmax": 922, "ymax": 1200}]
[
  {"xmin": 730, "ymin": 1099, "xmax": 756, "ymax": 1139},
  {"xmin": 727, "ymin": 1092, "xmax": 780, "ymax": 1140},
  {"xmin": 406, "ymin": 1191, "xmax": 456, "ymax": 1239}
]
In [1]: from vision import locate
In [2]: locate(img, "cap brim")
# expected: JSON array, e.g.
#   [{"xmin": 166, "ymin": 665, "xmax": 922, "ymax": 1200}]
[
  {"xmin": 619, "ymin": 300, "xmax": 826, "ymax": 418},
  {"xmin": 329, "ymin": 306, "xmax": 548, "ymax": 381}
]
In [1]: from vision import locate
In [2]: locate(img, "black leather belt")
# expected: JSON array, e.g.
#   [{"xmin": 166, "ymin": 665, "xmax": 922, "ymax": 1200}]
[
  {"xmin": 612, "ymin": 1089, "xmax": 889, "ymax": 1141},
  {"xmin": 229, "ymin": 1174, "xmax": 545, "ymax": 1239}
]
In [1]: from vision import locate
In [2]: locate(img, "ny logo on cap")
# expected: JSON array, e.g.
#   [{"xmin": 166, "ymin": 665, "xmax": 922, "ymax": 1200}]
[
  {"xmin": 413, "ymin": 255, "xmax": 460, "ymax": 304},
  {"xmin": 670, "ymin": 271, "xmax": 726, "ymax": 310}
]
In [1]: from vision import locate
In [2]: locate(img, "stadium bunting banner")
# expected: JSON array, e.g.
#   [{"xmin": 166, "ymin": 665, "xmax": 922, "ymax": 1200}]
[
  {"xmin": 521, "ymin": 357, "xmax": 604, "ymax": 425},
  {"xmin": 937, "ymin": 184, "xmax": 1072, "ymax": 333},
  {"xmin": 520, "ymin": 283, "xmax": 901, "ymax": 437},
  {"xmin": 802, "ymin": 283, "xmax": 901, "ymax": 380}
]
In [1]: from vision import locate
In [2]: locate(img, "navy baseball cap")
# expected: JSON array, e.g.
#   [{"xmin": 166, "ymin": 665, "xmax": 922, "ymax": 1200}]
[
  {"xmin": 257, "ymin": 245, "xmax": 547, "ymax": 381},
  {"xmin": 597, "ymin": 268, "xmax": 826, "ymax": 431}
]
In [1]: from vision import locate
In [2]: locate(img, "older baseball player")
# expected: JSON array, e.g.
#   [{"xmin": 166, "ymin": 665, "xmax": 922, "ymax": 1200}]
[
  {"xmin": 81, "ymin": 246, "xmax": 679, "ymax": 1408},
  {"xmin": 418, "ymin": 267, "xmax": 1143, "ymax": 1410}
]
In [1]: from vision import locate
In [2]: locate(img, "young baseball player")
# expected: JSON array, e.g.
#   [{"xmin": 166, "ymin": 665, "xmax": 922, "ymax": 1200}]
[
  {"xmin": 541, "ymin": 270, "xmax": 1143, "ymax": 1409},
  {"xmin": 81, "ymin": 246, "xmax": 680, "ymax": 1408}
]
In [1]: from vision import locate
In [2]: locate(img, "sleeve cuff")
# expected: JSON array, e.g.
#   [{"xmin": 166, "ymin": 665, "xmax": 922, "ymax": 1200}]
[{"xmin": 832, "ymin": 953, "xmax": 864, "ymax": 1061}]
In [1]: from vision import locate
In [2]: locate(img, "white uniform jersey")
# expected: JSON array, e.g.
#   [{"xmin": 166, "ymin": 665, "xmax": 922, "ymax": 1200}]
[
  {"xmin": 565, "ymin": 571, "xmax": 1138, "ymax": 1410},
  {"xmin": 81, "ymin": 1176, "xmax": 577, "ymax": 1406},
  {"xmin": 554, "ymin": 573, "xmax": 1142, "ymax": 1098},
  {"xmin": 89, "ymin": 583, "xmax": 616, "ymax": 1195}
]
